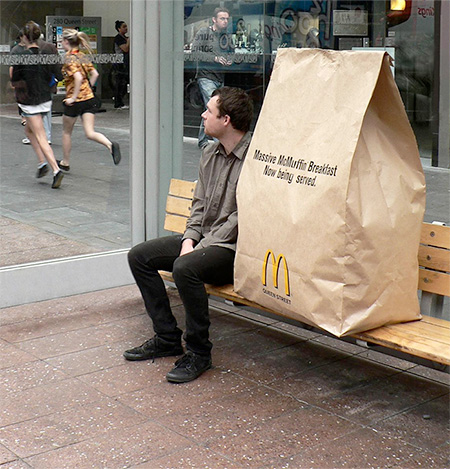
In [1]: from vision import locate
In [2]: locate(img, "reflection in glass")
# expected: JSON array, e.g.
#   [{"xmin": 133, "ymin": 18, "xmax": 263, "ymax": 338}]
[
  {"xmin": 0, "ymin": 1, "xmax": 130, "ymax": 268},
  {"xmin": 183, "ymin": 0, "xmax": 436, "ymax": 169}
]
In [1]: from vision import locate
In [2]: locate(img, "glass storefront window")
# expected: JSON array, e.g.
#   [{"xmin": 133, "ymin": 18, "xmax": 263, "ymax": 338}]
[
  {"xmin": 0, "ymin": 1, "xmax": 131, "ymax": 268},
  {"xmin": 183, "ymin": 0, "xmax": 439, "ymax": 165}
]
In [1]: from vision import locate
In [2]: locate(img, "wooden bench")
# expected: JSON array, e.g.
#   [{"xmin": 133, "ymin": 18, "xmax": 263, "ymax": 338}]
[{"xmin": 161, "ymin": 179, "xmax": 450, "ymax": 368}]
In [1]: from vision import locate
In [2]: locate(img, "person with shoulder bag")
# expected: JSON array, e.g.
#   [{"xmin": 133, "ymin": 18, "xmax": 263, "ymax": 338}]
[{"xmin": 59, "ymin": 29, "xmax": 121, "ymax": 172}]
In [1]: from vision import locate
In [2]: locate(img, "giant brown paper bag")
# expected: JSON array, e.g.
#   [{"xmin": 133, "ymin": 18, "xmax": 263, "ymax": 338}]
[{"xmin": 234, "ymin": 49, "xmax": 426, "ymax": 337}]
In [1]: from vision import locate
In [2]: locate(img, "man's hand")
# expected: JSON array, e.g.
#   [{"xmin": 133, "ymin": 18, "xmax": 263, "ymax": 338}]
[
  {"xmin": 180, "ymin": 239, "xmax": 195, "ymax": 256},
  {"xmin": 215, "ymin": 56, "xmax": 232, "ymax": 66}
]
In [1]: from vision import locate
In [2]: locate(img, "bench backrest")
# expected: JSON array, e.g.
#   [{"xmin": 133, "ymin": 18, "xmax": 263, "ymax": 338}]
[
  {"xmin": 419, "ymin": 223, "xmax": 450, "ymax": 297},
  {"xmin": 164, "ymin": 179, "xmax": 197, "ymax": 234},
  {"xmin": 164, "ymin": 179, "xmax": 450, "ymax": 298}
]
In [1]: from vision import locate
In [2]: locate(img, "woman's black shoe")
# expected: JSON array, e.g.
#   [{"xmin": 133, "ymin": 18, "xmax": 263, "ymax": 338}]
[
  {"xmin": 56, "ymin": 160, "xmax": 70, "ymax": 171},
  {"xmin": 111, "ymin": 141, "xmax": 121, "ymax": 165}
]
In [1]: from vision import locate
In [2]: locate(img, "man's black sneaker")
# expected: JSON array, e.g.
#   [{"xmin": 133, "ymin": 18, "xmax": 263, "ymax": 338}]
[
  {"xmin": 166, "ymin": 352, "xmax": 212, "ymax": 383},
  {"xmin": 36, "ymin": 164, "xmax": 49, "ymax": 178},
  {"xmin": 111, "ymin": 141, "xmax": 121, "ymax": 165},
  {"xmin": 51, "ymin": 170, "xmax": 64, "ymax": 189},
  {"xmin": 123, "ymin": 336, "xmax": 183, "ymax": 361}
]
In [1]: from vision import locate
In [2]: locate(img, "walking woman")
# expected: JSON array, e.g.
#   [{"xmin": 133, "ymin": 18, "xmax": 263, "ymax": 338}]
[
  {"xmin": 59, "ymin": 29, "xmax": 121, "ymax": 172},
  {"xmin": 11, "ymin": 21, "xmax": 64, "ymax": 188}
]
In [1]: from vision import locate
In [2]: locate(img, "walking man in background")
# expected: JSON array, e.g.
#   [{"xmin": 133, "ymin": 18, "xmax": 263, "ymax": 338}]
[{"xmin": 191, "ymin": 7, "xmax": 234, "ymax": 149}]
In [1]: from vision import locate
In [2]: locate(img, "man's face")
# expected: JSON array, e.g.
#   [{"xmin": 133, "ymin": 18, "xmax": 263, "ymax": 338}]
[
  {"xmin": 201, "ymin": 95, "xmax": 226, "ymax": 139},
  {"xmin": 212, "ymin": 12, "xmax": 229, "ymax": 32}
]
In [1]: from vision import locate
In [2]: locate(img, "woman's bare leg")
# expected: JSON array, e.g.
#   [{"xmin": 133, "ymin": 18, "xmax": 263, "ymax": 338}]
[
  {"xmin": 62, "ymin": 115, "xmax": 77, "ymax": 166},
  {"xmin": 25, "ymin": 115, "xmax": 59, "ymax": 173},
  {"xmin": 81, "ymin": 112, "xmax": 112, "ymax": 151},
  {"xmin": 24, "ymin": 122, "xmax": 45, "ymax": 165}
]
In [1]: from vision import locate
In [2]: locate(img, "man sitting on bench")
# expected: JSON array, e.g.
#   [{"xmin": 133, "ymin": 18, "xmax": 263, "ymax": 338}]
[{"xmin": 125, "ymin": 87, "xmax": 254, "ymax": 383}]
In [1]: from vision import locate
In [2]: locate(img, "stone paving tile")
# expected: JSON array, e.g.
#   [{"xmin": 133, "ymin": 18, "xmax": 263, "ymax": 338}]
[
  {"xmin": 23, "ymin": 421, "xmax": 191, "ymax": 469},
  {"xmin": 1, "ymin": 309, "xmax": 121, "ymax": 343},
  {"xmin": 407, "ymin": 364, "xmax": 450, "ymax": 385},
  {"xmin": 44, "ymin": 342, "xmax": 131, "ymax": 377},
  {"xmin": 208, "ymin": 405, "xmax": 361, "ymax": 467},
  {"xmin": 152, "ymin": 385, "xmax": 307, "ymax": 445},
  {"xmin": 0, "ymin": 378, "xmax": 106, "ymax": 427},
  {"xmin": 10, "ymin": 207, "xmax": 96, "ymax": 226},
  {"xmin": 220, "ymin": 306, "xmax": 280, "ymax": 326},
  {"xmin": 2, "ymin": 242, "xmax": 98, "ymax": 268},
  {"xmin": 267, "ymin": 320, "xmax": 322, "ymax": 341},
  {"xmin": 0, "ymin": 285, "xmax": 142, "ymax": 327},
  {"xmin": 15, "ymin": 321, "xmax": 144, "ymax": 360},
  {"xmin": 213, "ymin": 326, "xmax": 304, "ymax": 359},
  {"xmin": 0, "ymin": 217, "xmax": 15, "ymax": 226},
  {"xmin": 282, "ymin": 427, "xmax": 424, "ymax": 469},
  {"xmin": 0, "ymin": 460, "xmax": 31, "ymax": 469},
  {"xmin": 209, "ymin": 310, "xmax": 268, "ymax": 340},
  {"xmin": 76, "ymin": 359, "xmax": 182, "ymax": 398},
  {"xmin": 135, "ymin": 445, "xmax": 242, "ymax": 468},
  {"xmin": 355, "ymin": 347, "xmax": 419, "ymax": 371},
  {"xmin": 116, "ymin": 368, "xmax": 257, "ymax": 420},
  {"xmin": 0, "ymin": 361, "xmax": 67, "ymax": 398},
  {"xmin": 0, "ymin": 442, "xmax": 18, "ymax": 465},
  {"xmin": 373, "ymin": 394, "xmax": 450, "ymax": 451},
  {"xmin": 390, "ymin": 449, "xmax": 449, "ymax": 469},
  {"xmin": 310, "ymin": 333, "xmax": 367, "ymax": 355},
  {"xmin": 0, "ymin": 399, "xmax": 148, "ymax": 459},
  {"xmin": 316, "ymin": 371, "xmax": 449, "ymax": 426},
  {"xmin": 270, "ymin": 352, "xmax": 405, "ymax": 405},
  {"xmin": 0, "ymin": 218, "xmax": 99, "ymax": 267},
  {"xmin": 215, "ymin": 339, "xmax": 349, "ymax": 386},
  {"xmin": 0, "ymin": 339, "xmax": 38, "ymax": 370}
]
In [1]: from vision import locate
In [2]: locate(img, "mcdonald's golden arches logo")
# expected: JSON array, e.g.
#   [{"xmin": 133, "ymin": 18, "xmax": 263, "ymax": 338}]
[{"xmin": 262, "ymin": 250, "xmax": 290, "ymax": 296}]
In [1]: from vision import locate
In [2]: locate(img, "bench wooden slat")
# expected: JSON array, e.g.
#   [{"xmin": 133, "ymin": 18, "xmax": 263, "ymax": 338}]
[
  {"xmin": 162, "ymin": 179, "xmax": 450, "ymax": 367},
  {"xmin": 166, "ymin": 195, "xmax": 192, "ymax": 218},
  {"xmin": 164, "ymin": 214, "xmax": 190, "ymax": 234},
  {"xmin": 210, "ymin": 283, "xmax": 450, "ymax": 365},
  {"xmin": 419, "ymin": 314, "xmax": 450, "ymax": 328},
  {"xmin": 379, "ymin": 316, "xmax": 450, "ymax": 344},
  {"xmin": 418, "ymin": 268, "xmax": 450, "ymax": 296},
  {"xmin": 169, "ymin": 179, "xmax": 196, "ymax": 199},
  {"xmin": 418, "ymin": 244, "xmax": 450, "ymax": 272},
  {"xmin": 160, "ymin": 270, "xmax": 449, "ymax": 365},
  {"xmin": 421, "ymin": 223, "xmax": 450, "ymax": 249},
  {"xmin": 353, "ymin": 322, "xmax": 450, "ymax": 365}
]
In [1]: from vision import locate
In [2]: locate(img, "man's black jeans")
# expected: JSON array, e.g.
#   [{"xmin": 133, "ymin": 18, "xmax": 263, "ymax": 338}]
[{"xmin": 128, "ymin": 235, "xmax": 235, "ymax": 356}]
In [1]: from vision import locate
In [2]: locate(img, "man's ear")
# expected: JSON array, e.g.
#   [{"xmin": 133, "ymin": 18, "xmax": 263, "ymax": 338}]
[{"xmin": 223, "ymin": 114, "xmax": 231, "ymax": 127}]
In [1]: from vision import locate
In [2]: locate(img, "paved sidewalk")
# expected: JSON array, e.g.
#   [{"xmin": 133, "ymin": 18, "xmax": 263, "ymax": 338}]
[{"xmin": 0, "ymin": 285, "xmax": 448, "ymax": 468}]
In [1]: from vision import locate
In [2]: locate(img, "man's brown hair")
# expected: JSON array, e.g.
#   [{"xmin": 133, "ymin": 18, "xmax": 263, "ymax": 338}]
[
  {"xmin": 212, "ymin": 87, "xmax": 253, "ymax": 132},
  {"xmin": 213, "ymin": 7, "xmax": 230, "ymax": 18}
]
